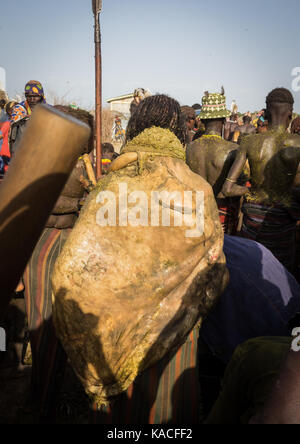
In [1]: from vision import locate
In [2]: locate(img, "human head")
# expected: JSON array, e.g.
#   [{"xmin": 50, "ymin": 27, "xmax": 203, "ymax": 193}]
[
  {"xmin": 291, "ymin": 117, "xmax": 300, "ymax": 135},
  {"xmin": 243, "ymin": 115, "xmax": 251, "ymax": 124},
  {"xmin": 54, "ymin": 105, "xmax": 94, "ymax": 154},
  {"xmin": 181, "ymin": 106, "xmax": 196, "ymax": 131},
  {"xmin": 24, "ymin": 80, "xmax": 46, "ymax": 111},
  {"xmin": 199, "ymin": 89, "xmax": 231, "ymax": 121},
  {"xmin": 0, "ymin": 90, "xmax": 7, "ymax": 109},
  {"xmin": 266, "ymin": 88, "xmax": 294, "ymax": 129},
  {"xmin": 192, "ymin": 103, "xmax": 202, "ymax": 117},
  {"xmin": 126, "ymin": 94, "xmax": 188, "ymax": 146},
  {"xmin": 199, "ymin": 89, "xmax": 231, "ymax": 135},
  {"xmin": 5, "ymin": 101, "xmax": 17, "ymax": 116},
  {"xmin": 133, "ymin": 88, "xmax": 146, "ymax": 105},
  {"xmin": 192, "ymin": 103, "xmax": 201, "ymax": 111},
  {"xmin": 102, "ymin": 142, "xmax": 115, "ymax": 160},
  {"xmin": 5, "ymin": 102, "xmax": 27, "ymax": 122}
]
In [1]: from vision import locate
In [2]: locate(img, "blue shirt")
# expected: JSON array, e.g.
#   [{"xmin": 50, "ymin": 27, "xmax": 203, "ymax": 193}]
[{"xmin": 201, "ymin": 235, "xmax": 300, "ymax": 363}]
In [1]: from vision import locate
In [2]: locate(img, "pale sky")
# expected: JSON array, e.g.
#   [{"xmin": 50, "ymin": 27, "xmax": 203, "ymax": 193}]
[{"xmin": 1, "ymin": 0, "xmax": 300, "ymax": 112}]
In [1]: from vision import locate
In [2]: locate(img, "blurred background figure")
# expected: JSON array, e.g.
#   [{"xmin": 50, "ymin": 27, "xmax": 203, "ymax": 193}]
[
  {"xmin": 192, "ymin": 103, "xmax": 202, "ymax": 117},
  {"xmin": 230, "ymin": 99, "xmax": 238, "ymax": 115},
  {"xmin": 101, "ymin": 142, "xmax": 118, "ymax": 174},
  {"xmin": 224, "ymin": 114, "xmax": 239, "ymax": 141},
  {"xmin": 130, "ymin": 87, "xmax": 151, "ymax": 116},
  {"xmin": 113, "ymin": 116, "xmax": 126, "ymax": 145},
  {"xmin": 235, "ymin": 114, "xmax": 257, "ymax": 143},
  {"xmin": 0, "ymin": 90, "xmax": 9, "ymax": 124},
  {"xmin": 291, "ymin": 116, "xmax": 300, "ymax": 135},
  {"xmin": 181, "ymin": 105, "xmax": 196, "ymax": 142},
  {"xmin": 20, "ymin": 80, "xmax": 46, "ymax": 116}
]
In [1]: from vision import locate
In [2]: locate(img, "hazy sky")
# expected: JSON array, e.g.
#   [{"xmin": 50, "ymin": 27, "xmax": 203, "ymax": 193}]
[{"xmin": 1, "ymin": 0, "xmax": 300, "ymax": 112}]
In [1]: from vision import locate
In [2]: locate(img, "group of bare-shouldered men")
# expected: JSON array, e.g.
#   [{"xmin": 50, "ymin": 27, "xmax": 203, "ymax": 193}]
[{"xmin": 185, "ymin": 87, "xmax": 300, "ymax": 278}]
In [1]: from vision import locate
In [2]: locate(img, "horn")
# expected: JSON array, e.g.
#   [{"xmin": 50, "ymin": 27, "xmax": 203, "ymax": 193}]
[{"xmin": 109, "ymin": 152, "xmax": 138, "ymax": 173}]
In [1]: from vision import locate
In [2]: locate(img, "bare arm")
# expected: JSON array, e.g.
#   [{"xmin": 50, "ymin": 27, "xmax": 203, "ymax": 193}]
[
  {"xmin": 293, "ymin": 162, "xmax": 300, "ymax": 188},
  {"xmin": 222, "ymin": 146, "xmax": 249, "ymax": 197},
  {"xmin": 223, "ymin": 123, "xmax": 230, "ymax": 141}
]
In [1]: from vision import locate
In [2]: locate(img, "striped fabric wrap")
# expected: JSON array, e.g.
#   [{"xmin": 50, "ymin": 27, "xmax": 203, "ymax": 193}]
[
  {"xmin": 216, "ymin": 198, "xmax": 240, "ymax": 235},
  {"xmin": 91, "ymin": 327, "xmax": 200, "ymax": 424},
  {"xmin": 241, "ymin": 200, "xmax": 300, "ymax": 272},
  {"xmin": 24, "ymin": 227, "xmax": 71, "ymax": 416}
]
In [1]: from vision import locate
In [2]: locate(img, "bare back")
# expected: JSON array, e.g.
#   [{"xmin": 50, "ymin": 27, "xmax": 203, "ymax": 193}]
[
  {"xmin": 186, "ymin": 136, "xmax": 237, "ymax": 197},
  {"xmin": 241, "ymin": 131, "xmax": 300, "ymax": 203}
]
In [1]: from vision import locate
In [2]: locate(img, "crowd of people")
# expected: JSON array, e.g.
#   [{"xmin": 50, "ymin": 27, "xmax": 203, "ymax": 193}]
[{"xmin": 0, "ymin": 79, "xmax": 300, "ymax": 424}]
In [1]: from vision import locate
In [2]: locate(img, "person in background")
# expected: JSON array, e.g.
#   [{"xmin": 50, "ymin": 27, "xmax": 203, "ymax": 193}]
[
  {"xmin": 20, "ymin": 80, "xmax": 46, "ymax": 116},
  {"xmin": 223, "ymin": 88, "xmax": 300, "ymax": 274},
  {"xmin": 130, "ymin": 88, "xmax": 151, "ymax": 116},
  {"xmin": 235, "ymin": 114, "xmax": 257, "ymax": 143},
  {"xmin": 180, "ymin": 105, "xmax": 196, "ymax": 142},
  {"xmin": 113, "ymin": 116, "xmax": 126, "ymax": 145},
  {"xmin": 186, "ymin": 90, "xmax": 241, "ymax": 235},
  {"xmin": 291, "ymin": 116, "xmax": 300, "ymax": 135},
  {"xmin": 0, "ymin": 91, "xmax": 8, "ymax": 156},
  {"xmin": 0, "ymin": 101, "xmax": 28, "ymax": 293},
  {"xmin": 23, "ymin": 105, "xmax": 94, "ymax": 423},
  {"xmin": 0, "ymin": 90, "xmax": 9, "ymax": 124},
  {"xmin": 224, "ymin": 114, "xmax": 239, "ymax": 141},
  {"xmin": 192, "ymin": 103, "xmax": 202, "ymax": 117},
  {"xmin": 101, "ymin": 142, "xmax": 116, "ymax": 174},
  {"xmin": 6, "ymin": 101, "xmax": 27, "ymax": 123}
]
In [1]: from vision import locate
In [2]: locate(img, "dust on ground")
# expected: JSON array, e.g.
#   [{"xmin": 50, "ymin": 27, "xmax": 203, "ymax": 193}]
[{"xmin": 0, "ymin": 297, "xmax": 91, "ymax": 424}]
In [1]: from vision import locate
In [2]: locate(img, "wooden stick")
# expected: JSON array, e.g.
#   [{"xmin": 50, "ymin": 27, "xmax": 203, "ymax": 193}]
[
  {"xmin": 109, "ymin": 152, "xmax": 138, "ymax": 172},
  {"xmin": 236, "ymin": 196, "xmax": 244, "ymax": 233},
  {"xmin": 92, "ymin": 0, "xmax": 103, "ymax": 179},
  {"xmin": 0, "ymin": 104, "xmax": 90, "ymax": 316},
  {"xmin": 83, "ymin": 153, "xmax": 97, "ymax": 186}
]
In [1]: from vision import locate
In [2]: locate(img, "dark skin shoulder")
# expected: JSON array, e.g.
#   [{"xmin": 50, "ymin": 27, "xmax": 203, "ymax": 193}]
[
  {"xmin": 284, "ymin": 134, "xmax": 300, "ymax": 187},
  {"xmin": 186, "ymin": 138, "xmax": 238, "ymax": 197},
  {"xmin": 224, "ymin": 121, "xmax": 239, "ymax": 141},
  {"xmin": 223, "ymin": 132, "xmax": 300, "ymax": 201}
]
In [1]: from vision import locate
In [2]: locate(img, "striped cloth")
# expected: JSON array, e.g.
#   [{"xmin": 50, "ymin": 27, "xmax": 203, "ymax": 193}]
[
  {"xmin": 241, "ymin": 200, "xmax": 300, "ymax": 272},
  {"xmin": 216, "ymin": 198, "xmax": 240, "ymax": 235},
  {"xmin": 24, "ymin": 227, "xmax": 71, "ymax": 417},
  {"xmin": 91, "ymin": 327, "xmax": 200, "ymax": 424}
]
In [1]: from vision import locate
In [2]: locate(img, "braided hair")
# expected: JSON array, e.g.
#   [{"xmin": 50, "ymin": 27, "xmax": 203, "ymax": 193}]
[{"xmin": 126, "ymin": 94, "xmax": 187, "ymax": 146}]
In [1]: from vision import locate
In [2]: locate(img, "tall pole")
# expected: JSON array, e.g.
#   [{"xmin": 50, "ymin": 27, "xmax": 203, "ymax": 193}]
[{"xmin": 92, "ymin": 0, "xmax": 102, "ymax": 179}]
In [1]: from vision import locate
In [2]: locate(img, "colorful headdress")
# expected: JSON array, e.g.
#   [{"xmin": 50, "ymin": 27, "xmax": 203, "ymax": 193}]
[
  {"xmin": 199, "ymin": 88, "xmax": 231, "ymax": 120},
  {"xmin": 10, "ymin": 104, "xmax": 27, "ymax": 123},
  {"xmin": 24, "ymin": 80, "xmax": 46, "ymax": 103}
]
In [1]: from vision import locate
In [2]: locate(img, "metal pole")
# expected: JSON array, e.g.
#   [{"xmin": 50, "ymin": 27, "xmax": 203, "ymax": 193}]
[{"xmin": 93, "ymin": 0, "xmax": 103, "ymax": 179}]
